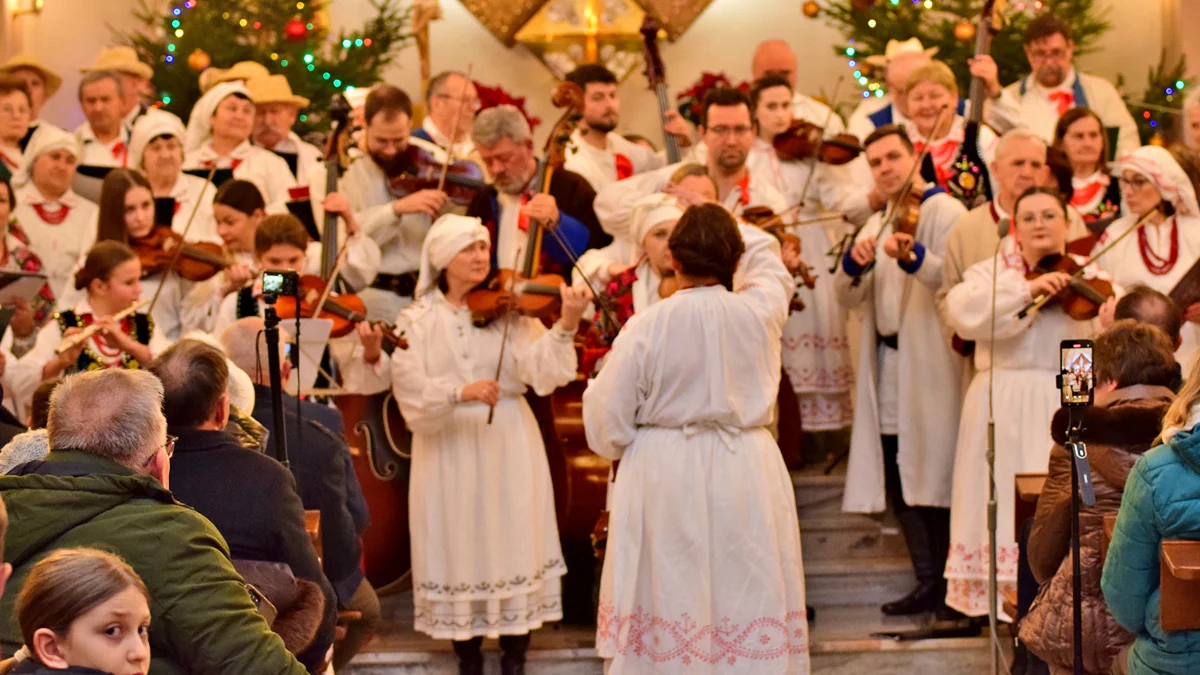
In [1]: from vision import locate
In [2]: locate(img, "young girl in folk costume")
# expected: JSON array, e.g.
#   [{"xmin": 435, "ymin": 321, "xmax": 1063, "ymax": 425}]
[
  {"xmin": 128, "ymin": 111, "xmax": 219, "ymax": 242},
  {"xmin": 584, "ymin": 203, "xmax": 808, "ymax": 675},
  {"xmin": 182, "ymin": 81, "xmax": 293, "ymax": 212},
  {"xmin": 58, "ymin": 169, "xmax": 191, "ymax": 341},
  {"xmin": 903, "ymin": 61, "xmax": 998, "ymax": 202},
  {"xmin": 9, "ymin": 548, "xmax": 151, "ymax": 675},
  {"xmin": 943, "ymin": 187, "xmax": 1112, "ymax": 618},
  {"xmin": 22, "ymin": 241, "xmax": 167, "ymax": 382},
  {"xmin": 0, "ymin": 175, "xmax": 54, "ymax": 356},
  {"xmin": 1053, "ymin": 107, "xmax": 1122, "ymax": 225},
  {"xmin": 389, "ymin": 214, "xmax": 591, "ymax": 675},
  {"xmin": 1093, "ymin": 146, "xmax": 1200, "ymax": 372}
]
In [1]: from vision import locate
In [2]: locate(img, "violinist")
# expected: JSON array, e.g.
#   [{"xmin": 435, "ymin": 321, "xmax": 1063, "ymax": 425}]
[
  {"xmin": 595, "ymin": 87, "xmax": 787, "ymax": 240},
  {"xmin": 1094, "ymin": 146, "xmax": 1200, "ymax": 371},
  {"xmin": 467, "ymin": 105, "xmax": 600, "ymax": 277},
  {"xmin": 342, "ymin": 85, "xmax": 449, "ymax": 322},
  {"xmin": 562, "ymin": 64, "xmax": 664, "ymax": 193},
  {"xmin": 751, "ymin": 39, "xmax": 845, "ymax": 133},
  {"xmin": 387, "ymin": 214, "xmax": 590, "ymax": 675},
  {"xmin": 182, "ymin": 81, "xmax": 294, "ymax": 213},
  {"xmin": 185, "ymin": 180, "xmax": 379, "ymax": 335},
  {"xmin": 942, "ymin": 187, "xmax": 1113, "ymax": 620},
  {"xmin": 128, "ymin": 111, "xmax": 219, "ymax": 241},
  {"xmin": 412, "ymin": 71, "xmax": 484, "ymax": 171},
  {"xmin": 247, "ymin": 74, "xmax": 329, "ymax": 225},
  {"xmin": 19, "ymin": 240, "xmax": 167, "ymax": 384},
  {"xmin": 209, "ymin": 213, "xmax": 389, "ymax": 395},
  {"xmin": 58, "ymin": 168, "xmax": 196, "ymax": 341},
  {"xmin": 834, "ymin": 124, "xmax": 967, "ymax": 618},
  {"xmin": 1052, "ymin": 108, "xmax": 1122, "ymax": 225}
]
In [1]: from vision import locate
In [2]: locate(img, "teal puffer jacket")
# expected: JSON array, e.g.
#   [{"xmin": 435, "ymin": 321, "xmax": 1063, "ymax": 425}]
[{"xmin": 1102, "ymin": 426, "xmax": 1200, "ymax": 675}]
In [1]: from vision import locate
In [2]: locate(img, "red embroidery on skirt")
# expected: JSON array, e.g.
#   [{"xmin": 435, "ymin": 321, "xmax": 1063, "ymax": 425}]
[{"xmin": 597, "ymin": 604, "xmax": 808, "ymax": 665}]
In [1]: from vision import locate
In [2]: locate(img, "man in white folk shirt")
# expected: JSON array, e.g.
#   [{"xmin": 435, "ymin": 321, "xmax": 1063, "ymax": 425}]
[
  {"xmin": 562, "ymin": 64, "xmax": 663, "ymax": 193},
  {"xmin": 247, "ymin": 74, "xmax": 328, "ymax": 233},
  {"xmin": 835, "ymin": 124, "xmax": 967, "ymax": 619},
  {"xmin": 595, "ymin": 87, "xmax": 787, "ymax": 242},
  {"xmin": 0, "ymin": 54, "xmax": 63, "ymax": 153},
  {"xmin": 410, "ymin": 71, "xmax": 483, "ymax": 171},
  {"xmin": 73, "ymin": 70, "xmax": 130, "ymax": 203},
  {"xmin": 343, "ymin": 85, "xmax": 449, "ymax": 322},
  {"xmin": 987, "ymin": 14, "xmax": 1140, "ymax": 158},
  {"xmin": 752, "ymin": 39, "xmax": 845, "ymax": 134},
  {"xmin": 11, "ymin": 128, "xmax": 98, "ymax": 300},
  {"xmin": 81, "ymin": 46, "xmax": 154, "ymax": 134}
]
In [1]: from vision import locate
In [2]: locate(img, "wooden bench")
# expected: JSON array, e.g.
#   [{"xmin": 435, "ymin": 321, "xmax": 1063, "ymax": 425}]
[
  {"xmin": 1161, "ymin": 541, "xmax": 1200, "ymax": 631},
  {"xmin": 304, "ymin": 510, "xmax": 367, "ymax": 645},
  {"xmin": 1014, "ymin": 473, "xmax": 1047, "ymax": 542}
]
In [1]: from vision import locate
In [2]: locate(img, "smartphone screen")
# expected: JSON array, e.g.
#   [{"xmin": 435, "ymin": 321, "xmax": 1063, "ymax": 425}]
[
  {"xmin": 262, "ymin": 272, "xmax": 283, "ymax": 295},
  {"xmin": 1060, "ymin": 339, "xmax": 1095, "ymax": 407}
]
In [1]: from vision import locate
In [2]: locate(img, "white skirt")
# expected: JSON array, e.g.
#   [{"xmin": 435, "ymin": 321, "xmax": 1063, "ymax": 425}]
[
  {"xmin": 597, "ymin": 425, "xmax": 809, "ymax": 675},
  {"xmin": 944, "ymin": 368, "xmax": 1058, "ymax": 617},
  {"xmin": 782, "ymin": 224, "xmax": 853, "ymax": 431},
  {"xmin": 409, "ymin": 397, "xmax": 566, "ymax": 640}
]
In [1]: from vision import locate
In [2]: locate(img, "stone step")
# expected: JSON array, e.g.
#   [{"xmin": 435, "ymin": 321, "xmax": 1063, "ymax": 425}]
[
  {"xmin": 800, "ymin": 513, "xmax": 908, "ymax": 561},
  {"xmin": 804, "ymin": 556, "xmax": 916, "ymax": 608},
  {"xmin": 794, "ymin": 470, "xmax": 847, "ymax": 517}
]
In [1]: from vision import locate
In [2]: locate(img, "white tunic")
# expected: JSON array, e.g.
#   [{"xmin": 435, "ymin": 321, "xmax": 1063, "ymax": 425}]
[
  {"xmin": 19, "ymin": 297, "xmax": 169, "ymax": 383},
  {"xmin": 941, "ymin": 239, "xmax": 1100, "ymax": 617},
  {"xmin": 390, "ymin": 291, "xmax": 576, "ymax": 640},
  {"xmin": 1092, "ymin": 213, "xmax": 1200, "ymax": 372},
  {"xmin": 258, "ymin": 131, "xmax": 328, "ymax": 227},
  {"xmin": 184, "ymin": 139, "xmax": 295, "ymax": 214},
  {"xmin": 12, "ymin": 183, "xmax": 98, "ymax": 300},
  {"xmin": 161, "ymin": 173, "xmax": 220, "ymax": 244},
  {"xmin": 793, "ymin": 91, "xmax": 845, "ymax": 135},
  {"xmin": 836, "ymin": 190, "xmax": 967, "ymax": 512},
  {"xmin": 563, "ymin": 129, "xmax": 664, "ymax": 193},
  {"xmin": 989, "ymin": 68, "xmax": 1141, "ymax": 158},
  {"xmin": 583, "ymin": 268, "xmax": 807, "ymax": 674}
]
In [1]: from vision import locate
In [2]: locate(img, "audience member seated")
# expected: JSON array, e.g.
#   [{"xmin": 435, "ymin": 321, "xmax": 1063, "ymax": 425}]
[
  {"xmin": 11, "ymin": 548, "xmax": 150, "ymax": 675},
  {"xmin": 0, "ymin": 381, "xmax": 57, "ymax": 475},
  {"xmin": 0, "ymin": 369, "xmax": 309, "ymax": 675},
  {"xmin": 1103, "ymin": 347, "xmax": 1200, "ymax": 674},
  {"xmin": 0, "ymin": 497, "xmax": 8, "ymax": 595},
  {"xmin": 221, "ymin": 317, "xmax": 379, "ymax": 669},
  {"xmin": 146, "ymin": 339, "xmax": 335, "ymax": 671},
  {"xmin": 1020, "ymin": 321, "xmax": 1177, "ymax": 675}
]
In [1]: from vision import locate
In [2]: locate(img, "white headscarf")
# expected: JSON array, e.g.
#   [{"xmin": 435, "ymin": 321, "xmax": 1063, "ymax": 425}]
[
  {"xmin": 630, "ymin": 192, "xmax": 684, "ymax": 260},
  {"xmin": 184, "ymin": 81, "xmax": 252, "ymax": 154},
  {"xmin": 1114, "ymin": 145, "xmax": 1200, "ymax": 218},
  {"xmin": 12, "ymin": 125, "xmax": 80, "ymax": 186},
  {"xmin": 128, "ymin": 110, "xmax": 186, "ymax": 170},
  {"xmin": 415, "ymin": 214, "xmax": 490, "ymax": 298}
]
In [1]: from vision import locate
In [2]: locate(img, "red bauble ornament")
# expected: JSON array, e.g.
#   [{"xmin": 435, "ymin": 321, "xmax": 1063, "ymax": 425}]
[
  {"xmin": 851, "ymin": 0, "xmax": 875, "ymax": 9},
  {"xmin": 285, "ymin": 17, "xmax": 308, "ymax": 41}
]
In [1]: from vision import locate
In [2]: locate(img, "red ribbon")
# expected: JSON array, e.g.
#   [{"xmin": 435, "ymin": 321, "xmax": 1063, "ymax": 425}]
[
  {"xmin": 614, "ymin": 153, "xmax": 634, "ymax": 181},
  {"xmin": 1048, "ymin": 91, "xmax": 1074, "ymax": 116}
]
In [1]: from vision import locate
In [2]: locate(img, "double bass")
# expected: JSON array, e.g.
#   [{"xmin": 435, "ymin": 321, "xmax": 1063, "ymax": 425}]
[
  {"xmin": 640, "ymin": 16, "xmax": 681, "ymax": 164},
  {"xmin": 945, "ymin": 0, "xmax": 1006, "ymax": 209}
]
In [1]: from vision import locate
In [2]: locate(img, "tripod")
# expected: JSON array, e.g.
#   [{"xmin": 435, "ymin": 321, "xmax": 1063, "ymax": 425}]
[{"xmin": 1064, "ymin": 406, "xmax": 1097, "ymax": 675}]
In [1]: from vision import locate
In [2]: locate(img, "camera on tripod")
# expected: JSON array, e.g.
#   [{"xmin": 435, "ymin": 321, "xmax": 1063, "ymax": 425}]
[{"xmin": 261, "ymin": 269, "xmax": 299, "ymax": 305}]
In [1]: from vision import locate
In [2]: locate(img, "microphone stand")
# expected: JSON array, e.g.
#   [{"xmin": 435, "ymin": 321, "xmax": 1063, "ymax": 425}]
[
  {"xmin": 987, "ymin": 236, "xmax": 1001, "ymax": 675},
  {"xmin": 1063, "ymin": 405, "xmax": 1096, "ymax": 675},
  {"xmin": 260, "ymin": 292, "xmax": 290, "ymax": 469}
]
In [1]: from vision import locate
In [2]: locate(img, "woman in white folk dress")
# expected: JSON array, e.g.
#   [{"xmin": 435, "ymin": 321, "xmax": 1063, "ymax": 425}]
[
  {"xmin": 942, "ymin": 187, "xmax": 1109, "ymax": 618},
  {"xmin": 1090, "ymin": 145, "xmax": 1200, "ymax": 374},
  {"xmin": 389, "ymin": 213, "xmax": 591, "ymax": 675},
  {"xmin": 584, "ymin": 203, "xmax": 808, "ymax": 675}
]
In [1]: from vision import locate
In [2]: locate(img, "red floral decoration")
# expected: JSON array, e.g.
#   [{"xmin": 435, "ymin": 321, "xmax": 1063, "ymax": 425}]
[
  {"xmin": 675, "ymin": 72, "xmax": 750, "ymax": 127},
  {"xmin": 474, "ymin": 81, "xmax": 542, "ymax": 132}
]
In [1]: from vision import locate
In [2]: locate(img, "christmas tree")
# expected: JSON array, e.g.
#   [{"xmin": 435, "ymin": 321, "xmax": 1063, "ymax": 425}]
[
  {"xmin": 810, "ymin": 0, "xmax": 1110, "ymax": 104},
  {"xmin": 120, "ymin": 0, "xmax": 412, "ymax": 128},
  {"xmin": 1119, "ymin": 50, "xmax": 1193, "ymax": 145}
]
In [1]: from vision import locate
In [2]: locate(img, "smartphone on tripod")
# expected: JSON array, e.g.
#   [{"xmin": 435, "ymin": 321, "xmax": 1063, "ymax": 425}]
[{"xmin": 1058, "ymin": 339, "xmax": 1094, "ymax": 408}]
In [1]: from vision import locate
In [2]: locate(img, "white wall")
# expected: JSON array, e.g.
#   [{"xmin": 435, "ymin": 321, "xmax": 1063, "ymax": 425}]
[{"xmin": 0, "ymin": 0, "xmax": 1182, "ymax": 141}]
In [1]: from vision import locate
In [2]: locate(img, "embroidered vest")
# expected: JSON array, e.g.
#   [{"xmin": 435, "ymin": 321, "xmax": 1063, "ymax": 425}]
[{"xmin": 56, "ymin": 310, "xmax": 152, "ymax": 371}]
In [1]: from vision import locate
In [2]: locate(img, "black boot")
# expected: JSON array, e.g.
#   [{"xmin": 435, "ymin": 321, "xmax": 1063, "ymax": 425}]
[
  {"xmin": 500, "ymin": 633, "xmax": 531, "ymax": 675},
  {"xmin": 452, "ymin": 637, "xmax": 484, "ymax": 675},
  {"xmin": 882, "ymin": 510, "xmax": 941, "ymax": 616}
]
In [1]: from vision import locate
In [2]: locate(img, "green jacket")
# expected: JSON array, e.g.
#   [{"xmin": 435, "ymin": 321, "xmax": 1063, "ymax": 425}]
[{"xmin": 0, "ymin": 450, "xmax": 307, "ymax": 675}]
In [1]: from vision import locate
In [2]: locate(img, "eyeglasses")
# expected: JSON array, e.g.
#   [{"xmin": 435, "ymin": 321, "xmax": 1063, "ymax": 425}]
[
  {"xmin": 1119, "ymin": 175, "xmax": 1152, "ymax": 191},
  {"xmin": 434, "ymin": 93, "xmax": 482, "ymax": 111},
  {"xmin": 161, "ymin": 434, "xmax": 177, "ymax": 458},
  {"xmin": 1028, "ymin": 48, "xmax": 1069, "ymax": 62},
  {"xmin": 707, "ymin": 125, "xmax": 754, "ymax": 138}
]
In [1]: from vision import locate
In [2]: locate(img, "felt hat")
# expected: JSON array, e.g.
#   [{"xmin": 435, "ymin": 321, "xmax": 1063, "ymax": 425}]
[
  {"xmin": 246, "ymin": 75, "xmax": 309, "ymax": 108},
  {"xmin": 81, "ymin": 46, "xmax": 154, "ymax": 80},
  {"xmin": 0, "ymin": 53, "xmax": 62, "ymax": 99}
]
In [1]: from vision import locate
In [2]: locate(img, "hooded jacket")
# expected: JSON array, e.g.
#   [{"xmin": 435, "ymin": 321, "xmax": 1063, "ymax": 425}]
[
  {"xmin": 1019, "ymin": 385, "xmax": 1173, "ymax": 673},
  {"xmin": 1102, "ymin": 416, "xmax": 1200, "ymax": 675},
  {"xmin": 0, "ymin": 450, "xmax": 307, "ymax": 675}
]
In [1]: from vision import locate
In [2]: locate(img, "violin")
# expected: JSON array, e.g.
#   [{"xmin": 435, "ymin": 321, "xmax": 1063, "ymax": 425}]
[
  {"xmin": 387, "ymin": 145, "xmax": 487, "ymax": 207},
  {"xmin": 131, "ymin": 226, "xmax": 231, "ymax": 282},
  {"xmin": 466, "ymin": 268, "xmax": 564, "ymax": 323},
  {"xmin": 1026, "ymin": 253, "xmax": 1114, "ymax": 321},
  {"xmin": 741, "ymin": 206, "xmax": 816, "ymax": 312},
  {"xmin": 274, "ymin": 275, "xmax": 407, "ymax": 348},
  {"xmin": 773, "ymin": 120, "xmax": 863, "ymax": 165}
]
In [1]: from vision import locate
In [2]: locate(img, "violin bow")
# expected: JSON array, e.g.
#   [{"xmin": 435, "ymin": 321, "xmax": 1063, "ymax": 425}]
[
  {"xmin": 1016, "ymin": 205, "xmax": 1163, "ymax": 318},
  {"xmin": 146, "ymin": 163, "xmax": 220, "ymax": 317},
  {"xmin": 436, "ymin": 63, "xmax": 473, "ymax": 193},
  {"xmin": 486, "ymin": 246, "xmax": 523, "ymax": 425},
  {"xmin": 791, "ymin": 75, "xmax": 846, "ymax": 215}
]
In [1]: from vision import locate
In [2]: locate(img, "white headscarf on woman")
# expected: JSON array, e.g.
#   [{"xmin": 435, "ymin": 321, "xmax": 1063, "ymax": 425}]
[
  {"xmin": 12, "ymin": 125, "xmax": 79, "ymax": 186},
  {"xmin": 129, "ymin": 110, "xmax": 186, "ymax": 170},
  {"xmin": 1114, "ymin": 145, "xmax": 1200, "ymax": 218},
  {"xmin": 629, "ymin": 192, "xmax": 684, "ymax": 262},
  {"xmin": 415, "ymin": 213, "xmax": 490, "ymax": 299},
  {"xmin": 184, "ymin": 81, "xmax": 252, "ymax": 154}
]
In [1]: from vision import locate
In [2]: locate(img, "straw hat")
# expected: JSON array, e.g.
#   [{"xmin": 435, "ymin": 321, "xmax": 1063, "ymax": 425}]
[
  {"xmin": 81, "ymin": 46, "xmax": 153, "ymax": 81},
  {"xmin": 246, "ymin": 75, "xmax": 309, "ymax": 108},
  {"xmin": 211, "ymin": 62, "xmax": 272, "ymax": 87},
  {"xmin": 864, "ymin": 38, "xmax": 940, "ymax": 67},
  {"xmin": 0, "ymin": 53, "xmax": 62, "ymax": 99}
]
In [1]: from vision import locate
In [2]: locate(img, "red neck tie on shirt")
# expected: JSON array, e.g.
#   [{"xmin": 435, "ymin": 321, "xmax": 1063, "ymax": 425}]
[
  {"xmin": 614, "ymin": 153, "xmax": 634, "ymax": 181},
  {"xmin": 517, "ymin": 193, "xmax": 531, "ymax": 232},
  {"xmin": 1048, "ymin": 91, "xmax": 1074, "ymax": 116},
  {"xmin": 112, "ymin": 141, "xmax": 127, "ymax": 167}
]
